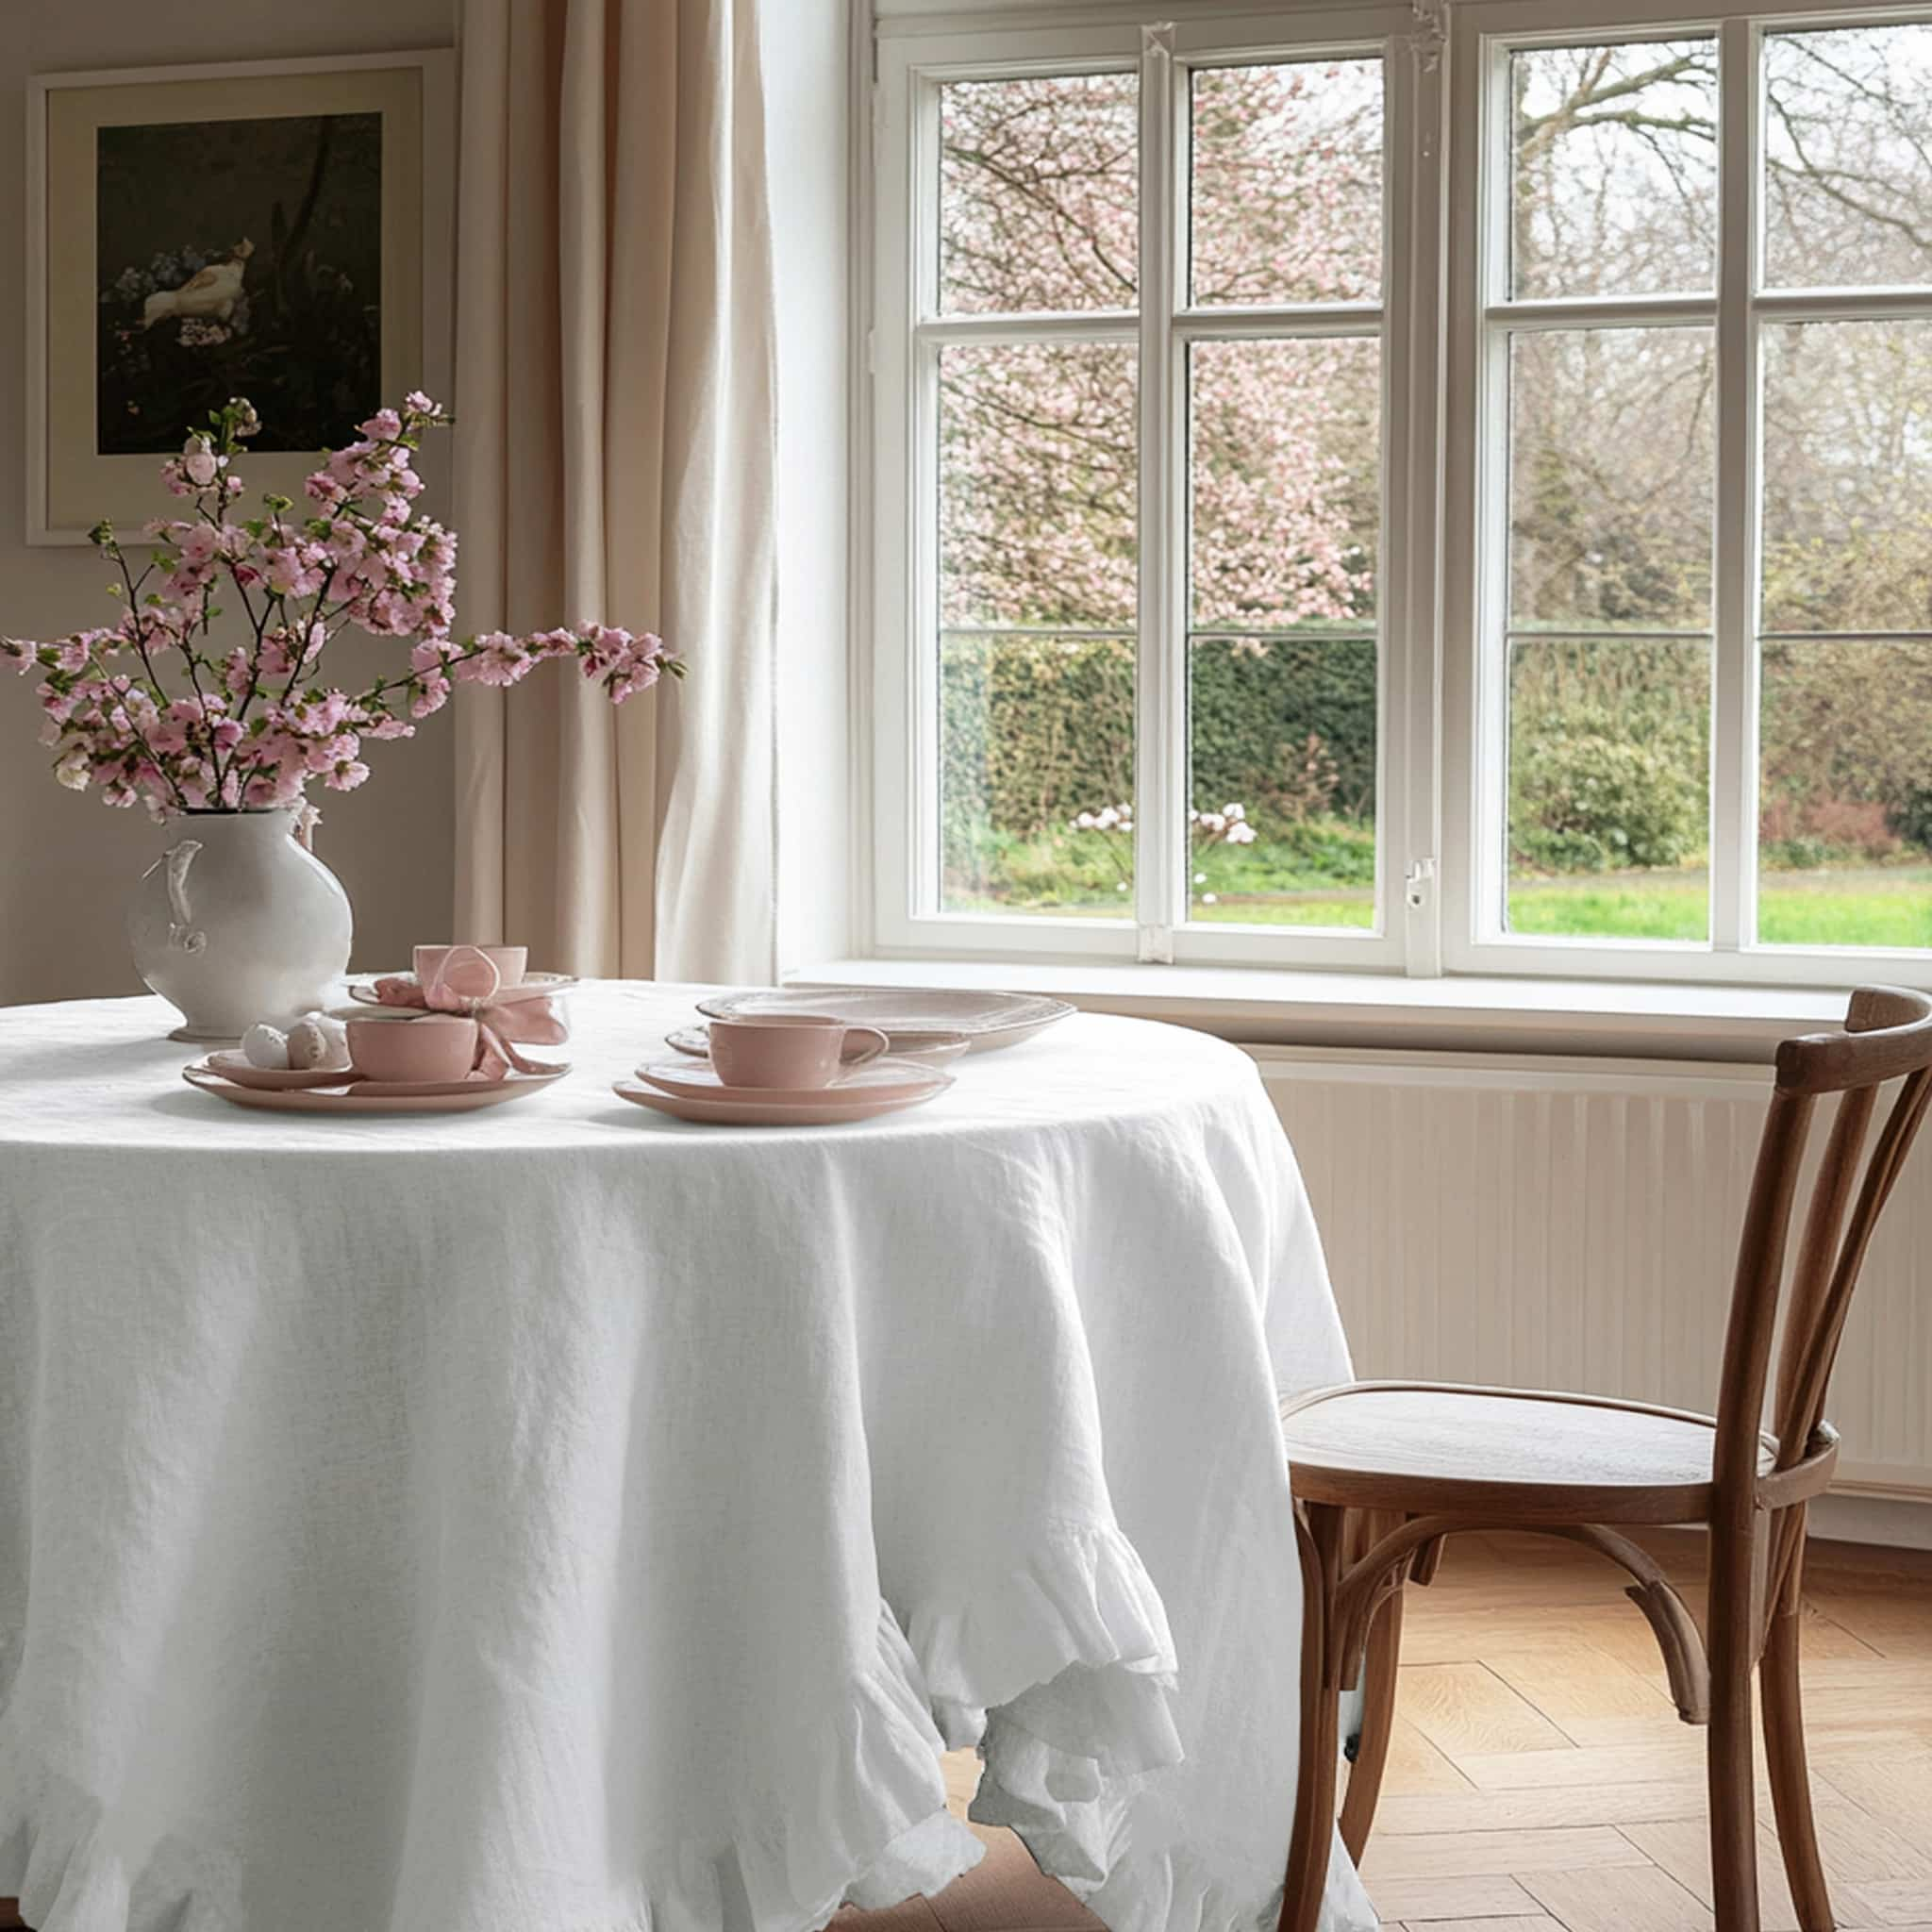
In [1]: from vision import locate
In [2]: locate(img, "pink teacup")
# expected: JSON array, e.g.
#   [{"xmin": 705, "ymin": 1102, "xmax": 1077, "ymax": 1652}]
[
  {"xmin": 414, "ymin": 943, "xmax": 528, "ymax": 1003},
  {"xmin": 707, "ymin": 1013, "xmax": 890, "ymax": 1090},
  {"xmin": 346, "ymin": 1011, "xmax": 480, "ymax": 1084}
]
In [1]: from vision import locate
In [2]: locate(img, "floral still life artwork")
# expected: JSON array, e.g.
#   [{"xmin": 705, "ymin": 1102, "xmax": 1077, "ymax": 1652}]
[
  {"xmin": 1, "ymin": 393, "xmax": 680, "ymax": 817},
  {"xmin": 95, "ymin": 113, "xmax": 383, "ymax": 457}
]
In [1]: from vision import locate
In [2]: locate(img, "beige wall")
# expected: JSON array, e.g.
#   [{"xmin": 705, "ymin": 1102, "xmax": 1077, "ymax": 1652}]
[{"xmin": 0, "ymin": 2, "xmax": 457, "ymax": 1006}]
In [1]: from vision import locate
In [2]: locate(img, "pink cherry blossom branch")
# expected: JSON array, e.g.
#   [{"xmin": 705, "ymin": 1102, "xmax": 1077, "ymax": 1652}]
[{"xmin": 4, "ymin": 391, "xmax": 679, "ymax": 819}]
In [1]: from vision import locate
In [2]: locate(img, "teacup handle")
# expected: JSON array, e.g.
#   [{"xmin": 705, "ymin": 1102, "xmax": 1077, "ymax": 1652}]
[{"xmin": 840, "ymin": 1024, "xmax": 891, "ymax": 1069}]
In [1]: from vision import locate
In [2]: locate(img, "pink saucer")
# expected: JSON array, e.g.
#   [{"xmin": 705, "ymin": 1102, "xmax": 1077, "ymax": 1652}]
[
  {"xmin": 611, "ymin": 1066, "xmax": 951, "ymax": 1126},
  {"xmin": 634, "ymin": 1056, "xmax": 946, "ymax": 1108},
  {"xmin": 183, "ymin": 1064, "xmax": 568, "ymax": 1114}
]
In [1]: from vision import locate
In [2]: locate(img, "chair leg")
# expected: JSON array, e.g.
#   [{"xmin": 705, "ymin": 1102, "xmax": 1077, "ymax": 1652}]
[
  {"xmin": 1762, "ymin": 1577, "xmax": 1835, "ymax": 1931},
  {"xmin": 1281, "ymin": 1502, "xmax": 1345, "ymax": 1932},
  {"xmin": 1707, "ymin": 1521, "xmax": 1765, "ymax": 1932},
  {"xmin": 1340, "ymin": 1545, "xmax": 1405, "ymax": 1862}
]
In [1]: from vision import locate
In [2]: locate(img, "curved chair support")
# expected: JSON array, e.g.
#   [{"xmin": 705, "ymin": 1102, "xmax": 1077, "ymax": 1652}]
[
  {"xmin": 1280, "ymin": 1504, "xmax": 1341, "ymax": 1932},
  {"xmin": 1407, "ymin": 1533, "xmax": 1448, "ymax": 1588},
  {"xmin": 1534, "ymin": 1524, "xmax": 1711, "ymax": 1724},
  {"xmin": 1325, "ymin": 1515, "xmax": 1709, "ymax": 1724},
  {"xmin": 1339, "ymin": 1562, "xmax": 1404, "ymax": 1860}
]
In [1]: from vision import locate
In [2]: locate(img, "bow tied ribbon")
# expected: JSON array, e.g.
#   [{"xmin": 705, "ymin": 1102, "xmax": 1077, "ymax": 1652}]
[{"xmin": 371, "ymin": 945, "xmax": 568, "ymax": 1079}]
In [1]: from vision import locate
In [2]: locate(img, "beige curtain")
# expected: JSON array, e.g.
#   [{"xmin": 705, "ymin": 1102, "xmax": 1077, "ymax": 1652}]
[{"xmin": 452, "ymin": 0, "xmax": 777, "ymax": 982}]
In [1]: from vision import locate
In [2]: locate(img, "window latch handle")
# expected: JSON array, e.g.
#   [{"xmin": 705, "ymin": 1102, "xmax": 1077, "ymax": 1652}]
[{"xmin": 1405, "ymin": 857, "xmax": 1437, "ymax": 910}]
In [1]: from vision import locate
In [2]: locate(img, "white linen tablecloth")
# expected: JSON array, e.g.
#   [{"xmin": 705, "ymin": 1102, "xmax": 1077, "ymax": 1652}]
[{"xmin": 0, "ymin": 983, "xmax": 1374, "ymax": 1932}]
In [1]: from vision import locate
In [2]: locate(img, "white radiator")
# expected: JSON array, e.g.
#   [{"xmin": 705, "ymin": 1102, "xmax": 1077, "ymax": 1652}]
[{"xmin": 1250, "ymin": 1046, "xmax": 1932, "ymax": 1504}]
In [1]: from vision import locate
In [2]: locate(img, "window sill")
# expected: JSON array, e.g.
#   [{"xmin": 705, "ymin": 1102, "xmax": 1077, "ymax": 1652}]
[{"xmin": 790, "ymin": 958, "xmax": 1850, "ymax": 1062}]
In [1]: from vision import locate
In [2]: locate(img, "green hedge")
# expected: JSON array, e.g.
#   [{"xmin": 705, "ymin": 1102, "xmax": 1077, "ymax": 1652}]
[
  {"xmin": 938, "ymin": 629, "xmax": 1932, "ymax": 887},
  {"xmin": 940, "ymin": 632, "xmax": 1378, "ymax": 838}
]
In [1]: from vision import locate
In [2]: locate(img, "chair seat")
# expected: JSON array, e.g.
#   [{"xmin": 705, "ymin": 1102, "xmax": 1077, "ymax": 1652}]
[{"xmin": 1279, "ymin": 1381, "xmax": 1779, "ymax": 1524}]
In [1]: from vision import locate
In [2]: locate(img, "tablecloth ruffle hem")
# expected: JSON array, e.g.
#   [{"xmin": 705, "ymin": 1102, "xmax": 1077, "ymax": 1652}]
[
  {"xmin": 900, "ymin": 1522, "xmax": 1226, "ymax": 1932},
  {"xmin": 0, "ymin": 1761, "xmax": 243, "ymax": 1932},
  {"xmin": 898, "ymin": 1524, "xmax": 1360, "ymax": 1932},
  {"xmin": 0, "ymin": 1610, "xmax": 968, "ymax": 1932},
  {"xmin": 0, "ymin": 1528, "xmax": 1195, "ymax": 1932}
]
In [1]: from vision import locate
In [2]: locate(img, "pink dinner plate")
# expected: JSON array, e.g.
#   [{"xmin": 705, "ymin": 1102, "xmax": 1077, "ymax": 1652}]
[
  {"xmin": 634, "ymin": 1056, "xmax": 949, "ymax": 1108},
  {"xmin": 610, "ymin": 1073, "xmax": 952, "ymax": 1126},
  {"xmin": 182, "ymin": 1064, "xmax": 569, "ymax": 1114},
  {"xmin": 660, "ymin": 1024, "xmax": 972, "ymax": 1069},
  {"xmin": 200, "ymin": 1051, "xmax": 353, "ymax": 1091}
]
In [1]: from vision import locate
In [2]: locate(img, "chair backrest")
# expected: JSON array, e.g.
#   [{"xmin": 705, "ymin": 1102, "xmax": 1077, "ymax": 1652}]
[{"xmin": 1713, "ymin": 986, "xmax": 1932, "ymax": 1518}]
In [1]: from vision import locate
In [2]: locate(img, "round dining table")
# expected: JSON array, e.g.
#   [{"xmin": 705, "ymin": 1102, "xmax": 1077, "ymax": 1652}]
[{"xmin": 0, "ymin": 982, "xmax": 1375, "ymax": 1932}]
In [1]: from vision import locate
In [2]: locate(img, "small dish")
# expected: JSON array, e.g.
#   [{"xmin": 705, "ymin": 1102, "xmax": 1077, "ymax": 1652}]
[
  {"xmin": 199, "ymin": 1050, "xmax": 354, "ymax": 1092},
  {"xmin": 182, "ymin": 1065, "xmax": 568, "ymax": 1114},
  {"xmin": 610, "ymin": 1070, "xmax": 952, "ymax": 1126},
  {"xmin": 634, "ymin": 1056, "xmax": 946, "ymax": 1108}
]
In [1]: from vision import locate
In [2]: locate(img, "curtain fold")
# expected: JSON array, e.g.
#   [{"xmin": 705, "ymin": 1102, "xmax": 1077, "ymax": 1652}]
[{"xmin": 453, "ymin": 0, "xmax": 777, "ymax": 982}]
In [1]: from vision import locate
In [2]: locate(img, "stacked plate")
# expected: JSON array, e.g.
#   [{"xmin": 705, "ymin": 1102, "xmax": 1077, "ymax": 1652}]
[
  {"xmin": 664, "ymin": 987, "xmax": 1074, "ymax": 1064},
  {"xmin": 182, "ymin": 1049, "xmax": 569, "ymax": 1115},
  {"xmin": 626, "ymin": 986, "xmax": 1076, "ymax": 1125},
  {"xmin": 614, "ymin": 1056, "xmax": 954, "ymax": 1125}
]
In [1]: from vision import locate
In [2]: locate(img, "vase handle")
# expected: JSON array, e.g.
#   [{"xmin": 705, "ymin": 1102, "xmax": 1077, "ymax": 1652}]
[{"xmin": 165, "ymin": 841, "xmax": 207, "ymax": 954}]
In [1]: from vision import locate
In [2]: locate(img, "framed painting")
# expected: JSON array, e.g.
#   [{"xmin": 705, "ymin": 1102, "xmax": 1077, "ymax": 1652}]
[{"xmin": 26, "ymin": 51, "xmax": 453, "ymax": 543}]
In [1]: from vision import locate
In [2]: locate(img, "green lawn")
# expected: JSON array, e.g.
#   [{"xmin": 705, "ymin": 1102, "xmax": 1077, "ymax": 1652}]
[
  {"xmin": 944, "ymin": 831, "xmax": 1932, "ymax": 949},
  {"xmin": 1509, "ymin": 870, "xmax": 1932, "ymax": 949}
]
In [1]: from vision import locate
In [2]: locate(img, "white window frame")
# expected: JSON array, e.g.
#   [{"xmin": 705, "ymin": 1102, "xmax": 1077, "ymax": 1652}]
[
  {"xmin": 865, "ymin": 0, "xmax": 1932, "ymax": 991},
  {"xmin": 1444, "ymin": 0, "xmax": 1932, "ymax": 989},
  {"xmin": 869, "ymin": 3, "xmax": 1437, "ymax": 970}
]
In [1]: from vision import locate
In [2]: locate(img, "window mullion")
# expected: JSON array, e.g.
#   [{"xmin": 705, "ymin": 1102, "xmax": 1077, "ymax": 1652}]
[
  {"xmin": 1134, "ymin": 24, "xmax": 1185, "ymax": 960},
  {"xmin": 1711, "ymin": 15, "xmax": 1763, "ymax": 957},
  {"xmin": 1388, "ymin": 23, "xmax": 1441, "ymax": 975}
]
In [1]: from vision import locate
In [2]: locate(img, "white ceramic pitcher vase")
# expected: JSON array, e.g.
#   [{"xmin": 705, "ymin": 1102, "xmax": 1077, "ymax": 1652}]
[{"xmin": 127, "ymin": 809, "xmax": 353, "ymax": 1041}]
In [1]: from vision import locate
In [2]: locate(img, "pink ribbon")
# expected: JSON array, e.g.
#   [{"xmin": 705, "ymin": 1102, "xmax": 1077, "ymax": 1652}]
[{"xmin": 372, "ymin": 946, "xmax": 568, "ymax": 1079}]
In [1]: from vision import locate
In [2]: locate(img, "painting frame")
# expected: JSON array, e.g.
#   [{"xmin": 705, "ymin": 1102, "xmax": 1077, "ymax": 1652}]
[{"xmin": 25, "ymin": 50, "xmax": 454, "ymax": 545}]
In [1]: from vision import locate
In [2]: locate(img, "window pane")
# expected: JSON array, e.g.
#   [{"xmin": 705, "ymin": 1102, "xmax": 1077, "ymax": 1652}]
[
  {"xmin": 1507, "ymin": 639, "xmax": 1711, "ymax": 941},
  {"xmin": 1190, "ymin": 58, "xmax": 1382, "ymax": 308},
  {"xmin": 939, "ymin": 75, "xmax": 1137, "ymax": 315},
  {"xmin": 1761, "ymin": 320, "xmax": 1932, "ymax": 635},
  {"xmin": 1508, "ymin": 41, "xmax": 1716, "ymax": 299},
  {"xmin": 1186, "ymin": 337, "xmax": 1379, "ymax": 927},
  {"xmin": 1508, "ymin": 327, "xmax": 1715, "ymax": 633},
  {"xmin": 1759, "ymin": 639, "xmax": 1932, "ymax": 949},
  {"xmin": 938, "ymin": 342, "xmax": 1135, "ymax": 916},
  {"xmin": 1764, "ymin": 25, "xmax": 1932, "ymax": 291}
]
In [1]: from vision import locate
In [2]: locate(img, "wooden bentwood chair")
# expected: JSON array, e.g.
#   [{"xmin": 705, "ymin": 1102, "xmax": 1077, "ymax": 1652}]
[{"xmin": 1276, "ymin": 987, "xmax": 1932, "ymax": 1932}]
